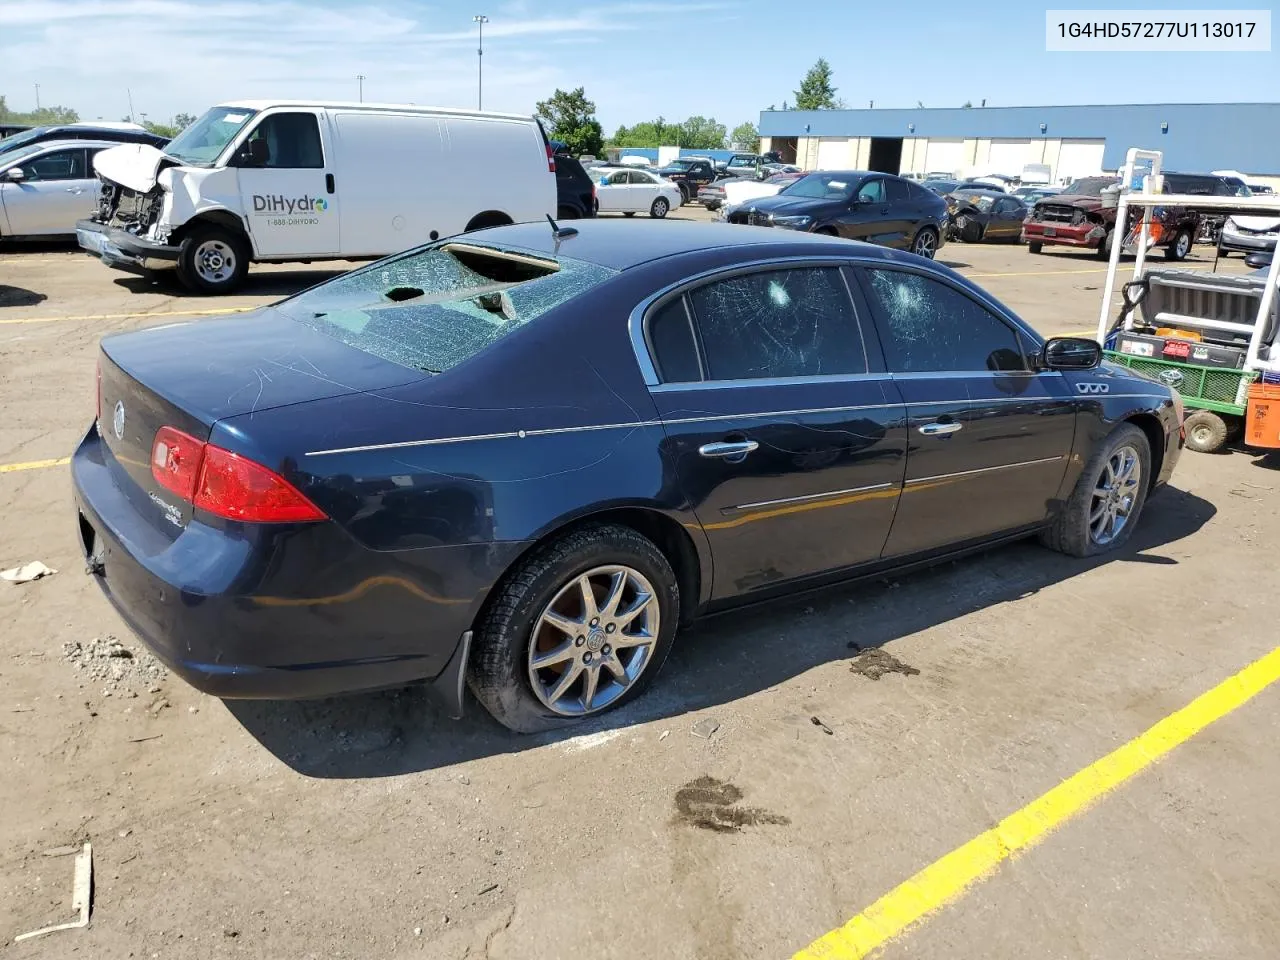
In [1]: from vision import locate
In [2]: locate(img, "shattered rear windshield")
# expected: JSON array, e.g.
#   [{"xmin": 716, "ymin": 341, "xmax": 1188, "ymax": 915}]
[{"xmin": 276, "ymin": 242, "xmax": 615, "ymax": 373}]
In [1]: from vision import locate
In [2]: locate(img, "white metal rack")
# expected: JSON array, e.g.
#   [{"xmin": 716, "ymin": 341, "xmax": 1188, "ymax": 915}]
[{"xmin": 1095, "ymin": 147, "xmax": 1280, "ymax": 377}]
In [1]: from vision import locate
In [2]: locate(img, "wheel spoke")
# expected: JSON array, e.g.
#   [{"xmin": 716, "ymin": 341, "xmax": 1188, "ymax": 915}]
[
  {"xmin": 611, "ymin": 629, "xmax": 654, "ymax": 651},
  {"xmin": 1089, "ymin": 500, "xmax": 1108, "ymax": 523},
  {"xmin": 541, "ymin": 610, "xmax": 583, "ymax": 638},
  {"xmin": 602, "ymin": 652, "xmax": 628, "ymax": 682},
  {"xmin": 614, "ymin": 591, "xmax": 653, "ymax": 628},
  {"xmin": 576, "ymin": 575, "xmax": 599, "ymax": 621},
  {"xmin": 599, "ymin": 571, "xmax": 626, "ymax": 619},
  {"xmin": 546, "ymin": 661, "xmax": 583, "ymax": 705},
  {"xmin": 580, "ymin": 664, "xmax": 601, "ymax": 711},
  {"xmin": 1092, "ymin": 485, "xmax": 1110, "ymax": 499},
  {"xmin": 531, "ymin": 640, "xmax": 576, "ymax": 670}
]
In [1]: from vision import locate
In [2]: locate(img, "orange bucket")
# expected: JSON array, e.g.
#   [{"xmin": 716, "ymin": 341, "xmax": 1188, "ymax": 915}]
[{"xmin": 1245, "ymin": 383, "xmax": 1280, "ymax": 449}]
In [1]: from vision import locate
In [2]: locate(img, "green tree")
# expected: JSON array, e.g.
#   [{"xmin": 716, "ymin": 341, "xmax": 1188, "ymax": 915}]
[
  {"xmin": 794, "ymin": 58, "xmax": 837, "ymax": 110},
  {"xmin": 678, "ymin": 116, "xmax": 727, "ymax": 150},
  {"xmin": 0, "ymin": 97, "xmax": 80, "ymax": 125},
  {"xmin": 535, "ymin": 86, "xmax": 604, "ymax": 157},
  {"xmin": 610, "ymin": 117, "xmax": 675, "ymax": 147},
  {"xmin": 730, "ymin": 121, "xmax": 759, "ymax": 151},
  {"xmin": 172, "ymin": 112, "xmax": 198, "ymax": 131}
]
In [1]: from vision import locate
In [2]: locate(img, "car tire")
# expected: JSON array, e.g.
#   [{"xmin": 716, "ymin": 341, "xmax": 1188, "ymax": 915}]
[
  {"xmin": 650, "ymin": 197, "xmax": 670, "ymax": 219},
  {"xmin": 1028, "ymin": 241, "xmax": 1043, "ymax": 254},
  {"xmin": 176, "ymin": 226, "xmax": 249, "ymax": 295},
  {"xmin": 557, "ymin": 205, "xmax": 581, "ymax": 220},
  {"xmin": 467, "ymin": 523, "xmax": 681, "ymax": 734},
  {"xmin": 1039, "ymin": 423, "xmax": 1151, "ymax": 558},
  {"xmin": 1183, "ymin": 409, "xmax": 1229, "ymax": 454},
  {"xmin": 1165, "ymin": 227, "xmax": 1193, "ymax": 261},
  {"xmin": 1216, "ymin": 245, "xmax": 1230, "ymax": 258},
  {"xmin": 1094, "ymin": 229, "xmax": 1114, "ymax": 260},
  {"xmin": 911, "ymin": 227, "xmax": 938, "ymax": 259}
]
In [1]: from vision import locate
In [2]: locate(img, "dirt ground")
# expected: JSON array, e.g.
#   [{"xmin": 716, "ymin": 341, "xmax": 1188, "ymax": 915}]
[{"xmin": 2, "ymin": 213, "xmax": 1278, "ymax": 960}]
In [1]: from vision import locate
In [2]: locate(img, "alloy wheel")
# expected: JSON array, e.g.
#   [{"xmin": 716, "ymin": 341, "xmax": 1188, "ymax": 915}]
[
  {"xmin": 1088, "ymin": 444, "xmax": 1142, "ymax": 545},
  {"xmin": 527, "ymin": 565, "xmax": 660, "ymax": 716},
  {"xmin": 914, "ymin": 230, "xmax": 936, "ymax": 258}
]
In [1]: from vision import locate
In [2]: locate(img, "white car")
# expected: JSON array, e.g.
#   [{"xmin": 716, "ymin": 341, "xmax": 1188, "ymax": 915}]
[
  {"xmin": 722, "ymin": 177, "xmax": 786, "ymax": 207},
  {"xmin": 0, "ymin": 139, "xmax": 117, "ymax": 238},
  {"xmin": 591, "ymin": 168, "xmax": 682, "ymax": 218}
]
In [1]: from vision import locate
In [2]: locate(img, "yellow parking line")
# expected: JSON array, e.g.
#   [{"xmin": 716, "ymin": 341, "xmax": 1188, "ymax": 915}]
[
  {"xmin": 967, "ymin": 267, "xmax": 1112, "ymax": 279},
  {"xmin": 0, "ymin": 456, "xmax": 70, "ymax": 474},
  {"xmin": 792, "ymin": 645, "xmax": 1280, "ymax": 960},
  {"xmin": 0, "ymin": 306, "xmax": 255, "ymax": 326}
]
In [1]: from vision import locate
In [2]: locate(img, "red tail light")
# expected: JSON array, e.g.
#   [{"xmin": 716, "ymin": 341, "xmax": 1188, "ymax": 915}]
[
  {"xmin": 150, "ymin": 427, "xmax": 326, "ymax": 523},
  {"xmin": 545, "ymin": 140, "xmax": 556, "ymax": 173}
]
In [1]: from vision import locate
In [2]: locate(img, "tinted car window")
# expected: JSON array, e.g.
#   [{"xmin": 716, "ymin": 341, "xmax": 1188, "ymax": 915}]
[
  {"xmin": 688, "ymin": 268, "xmax": 865, "ymax": 380},
  {"xmin": 886, "ymin": 178, "xmax": 909, "ymax": 202},
  {"xmin": 863, "ymin": 269, "xmax": 1025, "ymax": 373},
  {"xmin": 20, "ymin": 148, "xmax": 86, "ymax": 181},
  {"xmin": 857, "ymin": 179, "xmax": 885, "ymax": 204},
  {"xmin": 246, "ymin": 112, "xmax": 324, "ymax": 169},
  {"xmin": 647, "ymin": 297, "xmax": 701, "ymax": 383}
]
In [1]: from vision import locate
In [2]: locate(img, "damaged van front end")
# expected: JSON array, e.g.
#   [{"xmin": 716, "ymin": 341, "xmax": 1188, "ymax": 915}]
[{"xmin": 76, "ymin": 144, "xmax": 184, "ymax": 275}]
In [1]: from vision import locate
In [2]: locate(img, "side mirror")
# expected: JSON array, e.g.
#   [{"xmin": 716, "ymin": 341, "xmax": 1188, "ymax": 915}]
[
  {"xmin": 857, "ymin": 193, "xmax": 875, "ymax": 204},
  {"xmin": 1042, "ymin": 336, "xmax": 1102, "ymax": 371},
  {"xmin": 235, "ymin": 138, "xmax": 269, "ymax": 167},
  {"xmin": 1245, "ymin": 253, "xmax": 1273, "ymax": 269},
  {"xmin": 4, "ymin": 167, "xmax": 24, "ymax": 182}
]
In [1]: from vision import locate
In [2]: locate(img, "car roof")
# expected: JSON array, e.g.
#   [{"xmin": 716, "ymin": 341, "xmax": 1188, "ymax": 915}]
[
  {"xmin": 469, "ymin": 218, "xmax": 902, "ymax": 271},
  {"xmin": 8, "ymin": 138, "xmax": 119, "ymax": 153}
]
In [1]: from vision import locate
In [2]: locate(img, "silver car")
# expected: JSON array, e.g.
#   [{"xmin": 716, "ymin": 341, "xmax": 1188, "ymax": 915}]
[{"xmin": 0, "ymin": 139, "xmax": 115, "ymax": 239}]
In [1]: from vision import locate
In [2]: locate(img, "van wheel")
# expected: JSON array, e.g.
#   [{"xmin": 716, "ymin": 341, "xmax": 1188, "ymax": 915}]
[
  {"xmin": 1165, "ymin": 228, "xmax": 1192, "ymax": 261},
  {"xmin": 556, "ymin": 205, "xmax": 581, "ymax": 220},
  {"xmin": 467, "ymin": 523, "xmax": 680, "ymax": 733},
  {"xmin": 1028, "ymin": 241, "xmax": 1043, "ymax": 253},
  {"xmin": 176, "ymin": 227, "xmax": 249, "ymax": 295},
  {"xmin": 650, "ymin": 197, "xmax": 670, "ymax": 219},
  {"xmin": 464, "ymin": 211, "xmax": 513, "ymax": 232}
]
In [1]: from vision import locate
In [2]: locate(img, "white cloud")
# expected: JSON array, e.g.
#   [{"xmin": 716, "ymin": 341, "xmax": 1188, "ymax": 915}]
[{"xmin": 1, "ymin": 0, "xmax": 725, "ymax": 121}]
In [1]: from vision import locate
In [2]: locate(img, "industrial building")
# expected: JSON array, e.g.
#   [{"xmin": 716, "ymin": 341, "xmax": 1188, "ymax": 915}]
[{"xmin": 757, "ymin": 102, "xmax": 1280, "ymax": 183}]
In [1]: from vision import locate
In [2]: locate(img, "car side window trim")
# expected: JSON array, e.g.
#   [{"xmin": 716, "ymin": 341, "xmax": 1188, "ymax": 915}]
[{"xmin": 633, "ymin": 258, "xmax": 873, "ymax": 389}]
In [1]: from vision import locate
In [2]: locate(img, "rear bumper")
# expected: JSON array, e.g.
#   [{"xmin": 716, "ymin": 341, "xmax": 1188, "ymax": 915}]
[
  {"xmin": 71, "ymin": 425, "xmax": 517, "ymax": 714},
  {"xmin": 1021, "ymin": 222, "xmax": 1104, "ymax": 248},
  {"xmin": 76, "ymin": 219, "xmax": 179, "ymax": 274}
]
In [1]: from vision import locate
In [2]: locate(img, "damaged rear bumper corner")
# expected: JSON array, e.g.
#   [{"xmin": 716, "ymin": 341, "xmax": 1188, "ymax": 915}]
[{"xmin": 76, "ymin": 219, "xmax": 179, "ymax": 275}]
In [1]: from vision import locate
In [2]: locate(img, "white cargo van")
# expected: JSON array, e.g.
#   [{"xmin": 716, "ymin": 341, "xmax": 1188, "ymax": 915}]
[{"xmin": 76, "ymin": 100, "xmax": 557, "ymax": 293}]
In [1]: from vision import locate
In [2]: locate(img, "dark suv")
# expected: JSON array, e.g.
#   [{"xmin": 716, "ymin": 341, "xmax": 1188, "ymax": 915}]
[
  {"xmin": 726, "ymin": 171, "xmax": 948, "ymax": 259},
  {"xmin": 0, "ymin": 123, "xmax": 168, "ymax": 160},
  {"xmin": 555, "ymin": 156, "xmax": 598, "ymax": 219},
  {"xmin": 1022, "ymin": 173, "xmax": 1213, "ymax": 261}
]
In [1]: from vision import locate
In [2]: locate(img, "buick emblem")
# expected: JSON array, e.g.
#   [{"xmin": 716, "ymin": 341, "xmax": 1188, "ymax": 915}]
[
  {"xmin": 112, "ymin": 401, "xmax": 125, "ymax": 441},
  {"xmin": 1157, "ymin": 369, "xmax": 1185, "ymax": 389}
]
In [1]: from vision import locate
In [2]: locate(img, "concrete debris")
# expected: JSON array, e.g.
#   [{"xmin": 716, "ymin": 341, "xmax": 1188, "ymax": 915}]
[
  {"xmin": 62, "ymin": 636, "xmax": 167, "ymax": 693},
  {"xmin": 691, "ymin": 718, "xmax": 720, "ymax": 740},
  {"xmin": 1, "ymin": 560, "xmax": 57, "ymax": 583}
]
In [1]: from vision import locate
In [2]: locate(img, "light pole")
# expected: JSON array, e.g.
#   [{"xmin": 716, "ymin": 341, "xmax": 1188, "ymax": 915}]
[
  {"xmin": 356, "ymin": 75, "xmax": 365, "ymax": 103},
  {"xmin": 34, "ymin": 83, "xmax": 41, "ymax": 110},
  {"xmin": 473, "ymin": 15, "xmax": 489, "ymax": 110}
]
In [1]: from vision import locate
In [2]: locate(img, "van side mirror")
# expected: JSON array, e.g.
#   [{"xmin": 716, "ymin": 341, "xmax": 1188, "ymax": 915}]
[
  {"xmin": 235, "ymin": 139, "xmax": 269, "ymax": 167},
  {"xmin": 1041, "ymin": 336, "xmax": 1102, "ymax": 371},
  {"xmin": 4, "ymin": 167, "xmax": 24, "ymax": 182}
]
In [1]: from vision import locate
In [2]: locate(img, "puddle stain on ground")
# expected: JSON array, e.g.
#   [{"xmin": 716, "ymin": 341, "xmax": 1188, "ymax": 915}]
[
  {"xmin": 848, "ymin": 646, "xmax": 921, "ymax": 681},
  {"xmin": 673, "ymin": 776, "xmax": 790, "ymax": 833}
]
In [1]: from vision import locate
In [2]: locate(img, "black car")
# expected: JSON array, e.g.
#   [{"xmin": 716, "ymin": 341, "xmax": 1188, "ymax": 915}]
[
  {"xmin": 555, "ymin": 155, "xmax": 598, "ymax": 219},
  {"xmin": 654, "ymin": 157, "xmax": 718, "ymax": 203},
  {"xmin": 946, "ymin": 190, "xmax": 1028, "ymax": 242},
  {"xmin": 73, "ymin": 220, "xmax": 1183, "ymax": 732},
  {"xmin": 727, "ymin": 171, "xmax": 949, "ymax": 259},
  {"xmin": 0, "ymin": 123, "xmax": 168, "ymax": 160}
]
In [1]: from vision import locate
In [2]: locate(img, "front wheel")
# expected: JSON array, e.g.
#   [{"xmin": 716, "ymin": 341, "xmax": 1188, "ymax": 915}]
[
  {"xmin": 176, "ymin": 226, "xmax": 249, "ymax": 295},
  {"xmin": 1164, "ymin": 227, "xmax": 1193, "ymax": 261},
  {"xmin": 468, "ymin": 524, "xmax": 680, "ymax": 733},
  {"xmin": 1094, "ymin": 229, "xmax": 1114, "ymax": 260},
  {"xmin": 1028, "ymin": 241, "xmax": 1043, "ymax": 254},
  {"xmin": 1039, "ymin": 423, "xmax": 1151, "ymax": 558},
  {"xmin": 911, "ymin": 227, "xmax": 938, "ymax": 259},
  {"xmin": 650, "ymin": 197, "xmax": 670, "ymax": 219}
]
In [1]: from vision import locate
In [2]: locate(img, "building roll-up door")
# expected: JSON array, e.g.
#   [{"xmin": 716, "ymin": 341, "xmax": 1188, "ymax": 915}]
[
  {"xmin": 1055, "ymin": 139, "xmax": 1106, "ymax": 183},
  {"xmin": 987, "ymin": 139, "xmax": 1035, "ymax": 175},
  {"xmin": 923, "ymin": 139, "xmax": 964, "ymax": 176},
  {"xmin": 816, "ymin": 138, "xmax": 851, "ymax": 170}
]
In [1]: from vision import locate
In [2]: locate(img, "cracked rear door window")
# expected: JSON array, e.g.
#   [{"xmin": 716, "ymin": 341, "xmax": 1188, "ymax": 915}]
[
  {"xmin": 861, "ymin": 269, "xmax": 1025, "ymax": 373},
  {"xmin": 276, "ymin": 242, "xmax": 615, "ymax": 372},
  {"xmin": 686, "ymin": 267, "xmax": 865, "ymax": 380}
]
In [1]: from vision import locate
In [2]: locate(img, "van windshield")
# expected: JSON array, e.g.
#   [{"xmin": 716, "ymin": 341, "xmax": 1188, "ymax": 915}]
[
  {"xmin": 164, "ymin": 107, "xmax": 258, "ymax": 165},
  {"xmin": 276, "ymin": 242, "xmax": 616, "ymax": 373}
]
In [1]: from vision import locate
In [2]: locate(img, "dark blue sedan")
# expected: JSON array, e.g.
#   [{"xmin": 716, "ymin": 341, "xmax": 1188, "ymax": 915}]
[{"xmin": 73, "ymin": 220, "xmax": 1184, "ymax": 732}]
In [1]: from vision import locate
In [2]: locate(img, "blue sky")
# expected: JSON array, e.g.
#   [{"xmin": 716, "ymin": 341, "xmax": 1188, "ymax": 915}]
[{"xmin": 1, "ymin": 0, "xmax": 1276, "ymax": 130}]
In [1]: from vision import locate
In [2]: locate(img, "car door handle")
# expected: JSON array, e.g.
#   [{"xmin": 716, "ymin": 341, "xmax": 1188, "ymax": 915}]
[
  {"xmin": 325, "ymin": 173, "xmax": 335, "ymax": 194},
  {"xmin": 699, "ymin": 440, "xmax": 759, "ymax": 458},
  {"xmin": 918, "ymin": 422, "xmax": 963, "ymax": 435},
  {"xmin": 65, "ymin": 187, "xmax": 83, "ymax": 194}
]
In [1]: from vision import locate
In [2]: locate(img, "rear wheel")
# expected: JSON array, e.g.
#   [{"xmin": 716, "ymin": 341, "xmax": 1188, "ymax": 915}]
[
  {"xmin": 1039, "ymin": 424, "xmax": 1151, "ymax": 558},
  {"xmin": 650, "ymin": 197, "xmax": 670, "ymax": 219},
  {"xmin": 557, "ymin": 205, "xmax": 581, "ymax": 220},
  {"xmin": 1028, "ymin": 241, "xmax": 1043, "ymax": 254},
  {"xmin": 1165, "ymin": 227, "xmax": 1193, "ymax": 261},
  {"xmin": 1183, "ymin": 409, "xmax": 1228, "ymax": 454},
  {"xmin": 468, "ymin": 524, "xmax": 680, "ymax": 733},
  {"xmin": 911, "ymin": 227, "xmax": 938, "ymax": 259},
  {"xmin": 176, "ymin": 226, "xmax": 249, "ymax": 295}
]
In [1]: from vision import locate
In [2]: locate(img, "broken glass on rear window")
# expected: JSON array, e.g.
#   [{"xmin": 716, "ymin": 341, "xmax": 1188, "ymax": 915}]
[{"xmin": 276, "ymin": 242, "xmax": 615, "ymax": 373}]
